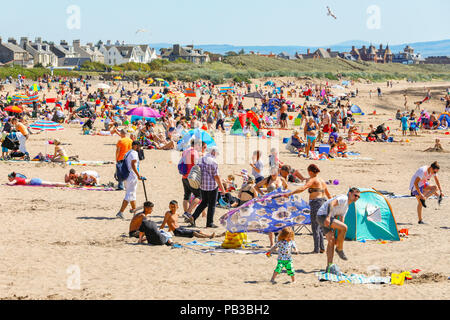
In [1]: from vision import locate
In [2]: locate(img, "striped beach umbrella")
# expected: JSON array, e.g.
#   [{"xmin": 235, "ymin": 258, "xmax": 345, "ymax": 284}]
[
  {"xmin": 5, "ymin": 106, "xmax": 23, "ymax": 113},
  {"xmin": 22, "ymin": 94, "xmax": 39, "ymax": 105},
  {"xmin": 12, "ymin": 94, "xmax": 28, "ymax": 102},
  {"xmin": 29, "ymin": 120, "xmax": 64, "ymax": 132}
]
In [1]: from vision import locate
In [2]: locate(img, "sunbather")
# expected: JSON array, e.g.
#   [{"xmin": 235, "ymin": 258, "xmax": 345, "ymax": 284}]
[{"xmin": 7, "ymin": 172, "xmax": 66, "ymax": 187}]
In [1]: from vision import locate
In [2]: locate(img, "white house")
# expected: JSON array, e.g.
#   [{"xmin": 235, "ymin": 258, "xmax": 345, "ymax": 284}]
[{"xmin": 99, "ymin": 43, "xmax": 149, "ymax": 65}]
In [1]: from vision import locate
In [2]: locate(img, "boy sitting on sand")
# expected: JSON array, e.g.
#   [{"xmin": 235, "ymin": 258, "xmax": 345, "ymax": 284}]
[
  {"xmin": 160, "ymin": 200, "xmax": 224, "ymax": 239},
  {"xmin": 131, "ymin": 202, "xmax": 174, "ymax": 246}
]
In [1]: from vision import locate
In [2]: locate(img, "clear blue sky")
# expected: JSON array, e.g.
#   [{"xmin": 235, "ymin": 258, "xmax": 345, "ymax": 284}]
[{"xmin": 1, "ymin": 0, "xmax": 449, "ymax": 46}]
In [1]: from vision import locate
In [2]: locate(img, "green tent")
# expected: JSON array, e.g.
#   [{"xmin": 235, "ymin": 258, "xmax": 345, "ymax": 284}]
[{"xmin": 345, "ymin": 188, "xmax": 400, "ymax": 241}]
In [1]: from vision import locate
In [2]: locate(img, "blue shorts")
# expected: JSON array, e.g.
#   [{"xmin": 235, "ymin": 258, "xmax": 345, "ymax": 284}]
[
  {"xmin": 30, "ymin": 178, "xmax": 42, "ymax": 186},
  {"xmin": 411, "ymin": 184, "xmax": 427, "ymax": 197}
]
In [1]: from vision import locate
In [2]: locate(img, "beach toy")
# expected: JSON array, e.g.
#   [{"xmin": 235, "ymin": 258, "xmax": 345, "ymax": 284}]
[
  {"xmin": 399, "ymin": 228, "xmax": 409, "ymax": 236},
  {"xmin": 288, "ymin": 115, "xmax": 294, "ymax": 121},
  {"xmin": 283, "ymin": 138, "xmax": 290, "ymax": 144},
  {"xmin": 266, "ymin": 252, "xmax": 271, "ymax": 258},
  {"xmin": 445, "ymin": 132, "xmax": 450, "ymax": 135},
  {"xmin": 405, "ymin": 139, "xmax": 410, "ymax": 143},
  {"xmin": 333, "ymin": 180, "xmax": 340, "ymax": 186},
  {"xmin": 403, "ymin": 271, "xmax": 413, "ymax": 280},
  {"xmin": 391, "ymin": 273, "xmax": 406, "ymax": 286},
  {"xmin": 358, "ymin": 239, "xmax": 366, "ymax": 243},
  {"xmin": 222, "ymin": 232, "xmax": 248, "ymax": 249},
  {"xmin": 411, "ymin": 269, "xmax": 422, "ymax": 274}
]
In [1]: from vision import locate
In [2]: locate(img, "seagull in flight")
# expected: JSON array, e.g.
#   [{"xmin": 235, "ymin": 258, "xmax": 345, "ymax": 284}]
[
  {"xmin": 136, "ymin": 29, "xmax": 149, "ymax": 34},
  {"xmin": 327, "ymin": 6, "xmax": 337, "ymax": 19}
]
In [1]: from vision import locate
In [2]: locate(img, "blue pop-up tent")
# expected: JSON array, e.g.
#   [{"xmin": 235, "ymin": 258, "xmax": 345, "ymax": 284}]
[
  {"xmin": 350, "ymin": 104, "xmax": 364, "ymax": 115},
  {"xmin": 345, "ymin": 188, "xmax": 400, "ymax": 241},
  {"xmin": 177, "ymin": 129, "xmax": 216, "ymax": 151}
]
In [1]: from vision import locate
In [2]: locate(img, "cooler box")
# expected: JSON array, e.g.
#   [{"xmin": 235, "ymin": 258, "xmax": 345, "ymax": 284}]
[{"xmin": 319, "ymin": 144, "xmax": 330, "ymax": 154}]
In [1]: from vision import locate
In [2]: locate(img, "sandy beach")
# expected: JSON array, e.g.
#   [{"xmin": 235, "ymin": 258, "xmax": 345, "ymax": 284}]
[{"xmin": 0, "ymin": 78, "xmax": 449, "ymax": 300}]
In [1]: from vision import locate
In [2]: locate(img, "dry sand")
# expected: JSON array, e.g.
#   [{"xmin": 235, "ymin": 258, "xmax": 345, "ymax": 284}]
[{"xmin": 0, "ymin": 79, "xmax": 449, "ymax": 300}]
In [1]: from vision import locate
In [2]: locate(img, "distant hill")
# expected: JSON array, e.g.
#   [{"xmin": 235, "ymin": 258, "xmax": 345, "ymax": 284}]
[{"xmin": 151, "ymin": 40, "xmax": 450, "ymax": 57}]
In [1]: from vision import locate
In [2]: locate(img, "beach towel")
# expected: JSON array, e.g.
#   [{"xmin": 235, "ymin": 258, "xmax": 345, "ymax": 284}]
[
  {"xmin": 315, "ymin": 272, "xmax": 391, "ymax": 284},
  {"xmin": 6, "ymin": 184, "xmax": 116, "ymax": 192}
]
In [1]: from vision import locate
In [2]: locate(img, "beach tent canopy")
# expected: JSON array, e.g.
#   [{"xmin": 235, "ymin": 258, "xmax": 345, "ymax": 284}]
[
  {"xmin": 350, "ymin": 104, "xmax": 363, "ymax": 115},
  {"xmin": 219, "ymin": 188, "xmax": 311, "ymax": 234},
  {"xmin": 342, "ymin": 80, "xmax": 351, "ymax": 86},
  {"xmin": 126, "ymin": 107, "xmax": 162, "ymax": 118},
  {"xmin": 265, "ymin": 81, "xmax": 275, "ymax": 86},
  {"xmin": 244, "ymin": 92, "xmax": 265, "ymax": 99},
  {"xmin": 184, "ymin": 88, "xmax": 196, "ymax": 98},
  {"xmin": 230, "ymin": 111, "xmax": 260, "ymax": 135},
  {"xmin": 439, "ymin": 113, "xmax": 450, "ymax": 125},
  {"xmin": 177, "ymin": 129, "xmax": 216, "ymax": 151},
  {"xmin": 345, "ymin": 188, "xmax": 400, "ymax": 241}
]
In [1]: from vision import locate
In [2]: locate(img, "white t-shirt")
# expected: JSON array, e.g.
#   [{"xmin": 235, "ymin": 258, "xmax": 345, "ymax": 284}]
[
  {"xmin": 318, "ymin": 195, "xmax": 349, "ymax": 218},
  {"xmin": 252, "ymin": 160, "xmax": 264, "ymax": 180},
  {"xmin": 125, "ymin": 150, "xmax": 139, "ymax": 180},
  {"xmin": 409, "ymin": 166, "xmax": 435, "ymax": 191},
  {"xmin": 82, "ymin": 170, "xmax": 100, "ymax": 184}
]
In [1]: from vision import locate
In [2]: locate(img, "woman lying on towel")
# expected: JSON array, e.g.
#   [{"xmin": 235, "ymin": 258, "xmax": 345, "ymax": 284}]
[{"xmin": 7, "ymin": 172, "xmax": 67, "ymax": 187}]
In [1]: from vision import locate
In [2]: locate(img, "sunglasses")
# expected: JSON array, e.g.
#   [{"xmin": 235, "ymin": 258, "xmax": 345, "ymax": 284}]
[{"xmin": 353, "ymin": 194, "xmax": 360, "ymax": 199}]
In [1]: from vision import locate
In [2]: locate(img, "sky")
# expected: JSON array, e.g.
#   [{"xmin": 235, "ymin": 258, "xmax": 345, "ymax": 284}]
[{"xmin": 1, "ymin": 0, "xmax": 449, "ymax": 46}]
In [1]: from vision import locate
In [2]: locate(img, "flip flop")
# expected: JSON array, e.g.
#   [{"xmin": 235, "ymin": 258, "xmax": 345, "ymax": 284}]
[
  {"xmin": 438, "ymin": 195, "xmax": 443, "ymax": 206},
  {"xmin": 420, "ymin": 199, "xmax": 427, "ymax": 208}
]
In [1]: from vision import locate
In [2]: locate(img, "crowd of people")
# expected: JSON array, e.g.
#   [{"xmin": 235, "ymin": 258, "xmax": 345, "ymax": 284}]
[{"xmin": 1, "ymin": 73, "xmax": 447, "ymax": 282}]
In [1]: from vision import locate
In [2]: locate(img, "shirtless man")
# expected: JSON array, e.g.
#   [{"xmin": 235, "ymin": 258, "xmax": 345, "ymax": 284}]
[
  {"xmin": 160, "ymin": 201, "xmax": 224, "ymax": 239},
  {"xmin": 280, "ymin": 103, "xmax": 288, "ymax": 129}
]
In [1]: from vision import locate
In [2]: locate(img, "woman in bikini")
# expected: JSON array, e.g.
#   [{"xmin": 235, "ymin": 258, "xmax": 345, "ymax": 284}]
[
  {"xmin": 51, "ymin": 139, "xmax": 69, "ymax": 163},
  {"xmin": 304, "ymin": 117, "xmax": 318, "ymax": 158},
  {"xmin": 285, "ymin": 164, "xmax": 331, "ymax": 254},
  {"xmin": 336, "ymin": 137, "xmax": 348, "ymax": 158}
]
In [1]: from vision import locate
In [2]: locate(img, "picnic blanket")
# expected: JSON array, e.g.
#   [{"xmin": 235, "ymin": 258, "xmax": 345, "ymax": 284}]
[
  {"xmin": 0, "ymin": 160, "xmax": 113, "ymax": 166},
  {"xmin": 316, "ymin": 272, "xmax": 391, "ymax": 284}
]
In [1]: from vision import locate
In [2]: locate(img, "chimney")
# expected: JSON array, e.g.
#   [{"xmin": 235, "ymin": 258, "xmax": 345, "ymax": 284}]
[
  {"xmin": 362, "ymin": 45, "xmax": 366, "ymax": 50},
  {"xmin": 307, "ymin": 49, "xmax": 311, "ymax": 55},
  {"xmin": 35, "ymin": 37, "xmax": 42, "ymax": 44},
  {"xmin": 73, "ymin": 39, "xmax": 81, "ymax": 48},
  {"xmin": 327, "ymin": 48, "xmax": 331, "ymax": 53},
  {"xmin": 20, "ymin": 37, "xmax": 29, "ymax": 48},
  {"xmin": 60, "ymin": 40, "xmax": 68, "ymax": 46},
  {"xmin": 352, "ymin": 46, "xmax": 355, "ymax": 51},
  {"xmin": 8, "ymin": 38, "xmax": 17, "ymax": 45},
  {"xmin": 107, "ymin": 40, "xmax": 111, "ymax": 46},
  {"xmin": 379, "ymin": 44, "xmax": 383, "ymax": 51},
  {"xmin": 174, "ymin": 44, "xmax": 181, "ymax": 55}
]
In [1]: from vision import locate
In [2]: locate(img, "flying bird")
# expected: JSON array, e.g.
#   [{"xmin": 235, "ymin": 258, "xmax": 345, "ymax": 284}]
[
  {"xmin": 135, "ymin": 29, "xmax": 149, "ymax": 34},
  {"xmin": 327, "ymin": 6, "xmax": 337, "ymax": 19}
]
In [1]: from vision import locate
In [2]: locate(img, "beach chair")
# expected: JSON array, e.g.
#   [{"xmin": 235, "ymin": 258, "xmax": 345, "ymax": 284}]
[{"xmin": 294, "ymin": 223, "xmax": 311, "ymax": 236}]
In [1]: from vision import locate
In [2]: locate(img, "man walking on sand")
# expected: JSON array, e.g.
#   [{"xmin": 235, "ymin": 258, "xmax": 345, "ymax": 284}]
[
  {"xmin": 317, "ymin": 188, "xmax": 361, "ymax": 272},
  {"xmin": 115, "ymin": 129, "xmax": 133, "ymax": 191},
  {"xmin": 116, "ymin": 141, "xmax": 145, "ymax": 220},
  {"xmin": 410, "ymin": 161, "xmax": 444, "ymax": 225}
]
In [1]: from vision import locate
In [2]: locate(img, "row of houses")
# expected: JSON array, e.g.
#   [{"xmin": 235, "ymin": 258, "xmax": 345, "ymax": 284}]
[
  {"xmin": 258, "ymin": 45, "xmax": 428, "ymax": 65},
  {"xmin": 0, "ymin": 37, "xmax": 161, "ymax": 68}
]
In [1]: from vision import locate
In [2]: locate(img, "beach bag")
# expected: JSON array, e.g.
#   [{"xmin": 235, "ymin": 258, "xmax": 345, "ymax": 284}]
[
  {"xmin": 138, "ymin": 149, "xmax": 145, "ymax": 161},
  {"xmin": 188, "ymin": 165, "xmax": 202, "ymax": 190},
  {"xmin": 115, "ymin": 152, "xmax": 131, "ymax": 182}
]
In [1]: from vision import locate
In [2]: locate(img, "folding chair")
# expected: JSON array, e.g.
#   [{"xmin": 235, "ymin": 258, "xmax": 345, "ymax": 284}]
[{"xmin": 294, "ymin": 223, "xmax": 312, "ymax": 236}]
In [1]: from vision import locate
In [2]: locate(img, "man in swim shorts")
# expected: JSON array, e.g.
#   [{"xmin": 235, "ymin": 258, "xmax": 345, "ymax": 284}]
[
  {"xmin": 160, "ymin": 201, "xmax": 224, "ymax": 239},
  {"xmin": 410, "ymin": 161, "xmax": 444, "ymax": 224},
  {"xmin": 317, "ymin": 188, "xmax": 360, "ymax": 272}
]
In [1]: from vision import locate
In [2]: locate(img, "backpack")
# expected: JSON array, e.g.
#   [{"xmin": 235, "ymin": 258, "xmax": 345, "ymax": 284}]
[
  {"xmin": 115, "ymin": 151, "xmax": 132, "ymax": 182},
  {"xmin": 188, "ymin": 164, "xmax": 202, "ymax": 190},
  {"xmin": 178, "ymin": 156, "xmax": 188, "ymax": 176}
]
